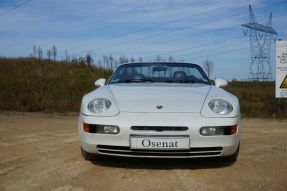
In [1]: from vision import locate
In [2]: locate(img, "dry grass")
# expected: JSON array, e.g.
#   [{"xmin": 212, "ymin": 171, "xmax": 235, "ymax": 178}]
[
  {"xmin": 225, "ymin": 81, "xmax": 287, "ymax": 118},
  {"xmin": 0, "ymin": 58, "xmax": 112, "ymax": 112}
]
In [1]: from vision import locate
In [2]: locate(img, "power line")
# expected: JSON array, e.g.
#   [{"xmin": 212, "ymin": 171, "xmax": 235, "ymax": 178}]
[
  {"xmin": 70, "ymin": 11, "xmax": 285, "ymax": 61},
  {"xmin": 71, "ymin": 25, "xmax": 238, "ymax": 57},
  {"xmin": 0, "ymin": 0, "xmax": 31, "ymax": 17},
  {"xmin": 175, "ymin": 40, "xmax": 248, "ymax": 61},
  {"xmin": 69, "ymin": 2, "xmax": 287, "ymax": 59},
  {"xmin": 125, "ymin": 27, "xmax": 238, "ymax": 54},
  {"xmin": 138, "ymin": 14, "xmax": 282, "ymax": 60},
  {"xmin": 69, "ymin": 14, "xmax": 244, "ymax": 56},
  {"xmin": 64, "ymin": 0, "xmax": 249, "ymax": 52},
  {"xmin": 188, "ymin": 46, "xmax": 250, "ymax": 63},
  {"xmin": 178, "ymin": 24, "xmax": 286, "ymax": 62},
  {"xmin": 142, "ymin": 35, "xmax": 245, "ymax": 60},
  {"xmin": 128, "ymin": 12, "xmax": 287, "ymax": 61},
  {"xmin": 67, "ymin": 0, "xmax": 287, "ymax": 56},
  {"xmin": 142, "ymin": 44, "xmax": 249, "ymax": 63},
  {"xmin": 147, "ymin": 42, "xmax": 249, "ymax": 62}
]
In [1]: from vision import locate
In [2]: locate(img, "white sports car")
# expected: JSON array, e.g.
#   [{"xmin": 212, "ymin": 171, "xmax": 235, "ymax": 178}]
[{"xmin": 78, "ymin": 62, "xmax": 240, "ymax": 162}]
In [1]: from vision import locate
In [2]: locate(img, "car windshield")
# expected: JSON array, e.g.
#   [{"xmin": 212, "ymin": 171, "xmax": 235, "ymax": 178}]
[{"xmin": 109, "ymin": 62, "xmax": 210, "ymax": 84}]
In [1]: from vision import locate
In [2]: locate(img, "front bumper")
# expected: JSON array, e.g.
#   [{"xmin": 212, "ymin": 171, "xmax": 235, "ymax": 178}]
[{"xmin": 78, "ymin": 112, "xmax": 240, "ymax": 158}]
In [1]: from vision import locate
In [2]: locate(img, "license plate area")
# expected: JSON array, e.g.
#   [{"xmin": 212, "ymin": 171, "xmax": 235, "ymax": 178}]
[{"xmin": 130, "ymin": 135, "xmax": 190, "ymax": 150}]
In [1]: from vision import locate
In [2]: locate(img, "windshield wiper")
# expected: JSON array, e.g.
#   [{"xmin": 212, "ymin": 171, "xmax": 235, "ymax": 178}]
[
  {"xmin": 111, "ymin": 78, "xmax": 154, "ymax": 84},
  {"xmin": 164, "ymin": 80, "xmax": 195, "ymax": 83}
]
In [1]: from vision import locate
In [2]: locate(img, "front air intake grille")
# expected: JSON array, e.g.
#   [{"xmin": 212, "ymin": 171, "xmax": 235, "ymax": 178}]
[
  {"xmin": 97, "ymin": 145, "xmax": 222, "ymax": 157},
  {"xmin": 131, "ymin": 126, "xmax": 188, "ymax": 132}
]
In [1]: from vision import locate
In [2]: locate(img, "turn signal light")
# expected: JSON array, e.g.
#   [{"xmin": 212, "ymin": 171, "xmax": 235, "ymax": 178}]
[
  {"xmin": 230, "ymin": 125, "xmax": 238, "ymax": 135},
  {"xmin": 83, "ymin": 123, "xmax": 90, "ymax": 132},
  {"xmin": 82, "ymin": 123, "xmax": 120, "ymax": 134},
  {"xmin": 200, "ymin": 124, "xmax": 238, "ymax": 136}
]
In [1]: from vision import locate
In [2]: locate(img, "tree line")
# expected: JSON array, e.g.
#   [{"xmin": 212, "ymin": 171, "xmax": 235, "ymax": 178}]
[
  {"xmin": 30, "ymin": 45, "xmax": 181, "ymax": 68},
  {"xmin": 30, "ymin": 45, "xmax": 215, "ymax": 77}
]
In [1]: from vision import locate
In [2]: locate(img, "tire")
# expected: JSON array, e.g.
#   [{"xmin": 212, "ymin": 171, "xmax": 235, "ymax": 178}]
[
  {"xmin": 223, "ymin": 143, "xmax": 240, "ymax": 163},
  {"xmin": 81, "ymin": 147, "xmax": 96, "ymax": 161}
]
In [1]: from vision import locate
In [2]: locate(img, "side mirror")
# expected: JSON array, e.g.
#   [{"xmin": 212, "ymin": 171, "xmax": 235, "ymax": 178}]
[
  {"xmin": 95, "ymin": 78, "xmax": 106, "ymax": 87},
  {"xmin": 214, "ymin": 78, "xmax": 228, "ymax": 88}
]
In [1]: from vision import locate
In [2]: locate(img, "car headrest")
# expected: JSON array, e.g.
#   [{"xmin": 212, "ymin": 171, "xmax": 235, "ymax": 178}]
[
  {"xmin": 173, "ymin": 71, "xmax": 187, "ymax": 81},
  {"xmin": 131, "ymin": 74, "xmax": 145, "ymax": 81}
]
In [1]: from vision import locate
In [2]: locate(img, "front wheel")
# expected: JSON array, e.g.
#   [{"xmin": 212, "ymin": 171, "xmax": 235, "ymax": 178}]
[{"xmin": 223, "ymin": 144, "xmax": 240, "ymax": 163}]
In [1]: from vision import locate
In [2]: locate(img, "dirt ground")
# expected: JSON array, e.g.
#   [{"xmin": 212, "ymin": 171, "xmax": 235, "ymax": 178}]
[{"xmin": 0, "ymin": 113, "xmax": 286, "ymax": 191}]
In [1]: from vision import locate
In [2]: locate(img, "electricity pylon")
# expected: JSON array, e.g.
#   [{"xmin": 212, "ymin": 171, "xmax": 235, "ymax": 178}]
[{"xmin": 242, "ymin": 5, "xmax": 277, "ymax": 81}]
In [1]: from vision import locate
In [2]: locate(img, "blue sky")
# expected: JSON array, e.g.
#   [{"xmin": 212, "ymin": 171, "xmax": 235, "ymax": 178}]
[{"xmin": 0, "ymin": 0, "xmax": 286, "ymax": 80}]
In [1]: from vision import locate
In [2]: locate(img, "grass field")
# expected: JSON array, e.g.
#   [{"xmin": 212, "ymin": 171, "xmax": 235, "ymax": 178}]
[
  {"xmin": 225, "ymin": 81, "xmax": 286, "ymax": 117},
  {"xmin": 0, "ymin": 58, "xmax": 112, "ymax": 112},
  {"xmin": 0, "ymin": 58, "xmax": 286, "ymax": 117}
]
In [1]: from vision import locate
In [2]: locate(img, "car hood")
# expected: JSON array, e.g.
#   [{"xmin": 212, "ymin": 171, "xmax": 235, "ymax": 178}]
[{"xmin": 108, "ymin": 83, "xmax": 211, "ymax": 113}]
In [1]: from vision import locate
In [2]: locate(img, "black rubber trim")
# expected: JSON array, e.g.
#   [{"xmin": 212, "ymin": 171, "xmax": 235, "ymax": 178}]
[
  {"xmin": 131, "ymin": 126, "xmax": 188, "ymax": 131},
  {"xmin": 97, "ymin": 145, "xmax": 222, "ymax": 152},
  {"xmin": 98, "ymin": 149, "xmax": 221, "ymax": 156}
]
